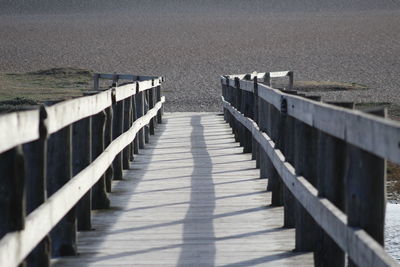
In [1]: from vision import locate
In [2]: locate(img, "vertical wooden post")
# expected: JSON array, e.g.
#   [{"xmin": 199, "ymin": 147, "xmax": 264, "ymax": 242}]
[
  {"xmin": 240, "ymin": 88, "xmax": 253, "ymax": 153},
  {"xmin": 131, "ymin": 94, "xmax": 139, "ymax": 155},
  {"xmin": 277, "ymin": 96, "xmax": 296, "ymax": 228},
  {"xmin": 112, "ymin": 98, "xmax": 124, "ymax": 180},
  {"xmin": 293, "ymin": 97, "xmax": 321, "ymax": 252},
  {"xmin": 235, "ymin": 78, "xmax": 244, "ymax": 146},
  {"xmin": 144, "ymin": 90, "xmax": 150, "ymax": 143},
  {"xmin": 346, "ymin": 107, "xmax": 387, "ymax": 266},
  {"xmin": 264, "ymin": 72, "xmax": 271, "ymax": 87},
  {"xmin": 315, "ymin": 102, "xmax": 354, "ymax": 267},
  {"xmin": 149, "ymin": 83, "xmax": 155, "ymax": 135},
  {"xmin": 253, "ymin": 78, "xmax": 260, "ymax": 168},
  {"xmin": 288, "ymin": 71, "xmax": 294, "ymax": 90},
  {"xmin": 92, "ymin": 111, "xmax": 111, "ymax": 209},
  {"xmin": 93, "ymin": 73, "xmax": 100, "ymax": 90},
  {"xmin": 268, "ymin": 104, "xmax": 283, "ymax": 206},
  {"xmin": 24, "ymin": 106, "xmax": 50, "ymax": 267},
  {"xmin": 72, "ymin": 117, "xmax": 92, "ymax": 231},
  {"xmin": 47, "ymin": 125, "xmax": 76, "ymax": 257},
  {"xmin": 136, "ymin": 86, "xmax": 145, "ymax": 149},
  {"xmin": 258, "ymin": 90, "xmax": 282, "ymax": 205},
  {"xmin": 104, "ymin": 106, "xmax": 113, "ymax": 192},
  {"xmin": 0, "ymin": 146, "xmax": 26, "ymax": 237},
  {"xmin": 156, "ymin": 85, "xmax": 162, "ymax": 124},
  {"xmin": 123, "ymin": 97, "xmax": 132, "ymax": 170}
]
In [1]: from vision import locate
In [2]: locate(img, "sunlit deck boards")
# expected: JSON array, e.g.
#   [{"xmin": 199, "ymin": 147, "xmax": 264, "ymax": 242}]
[{"xmin": 53, "ymin": 112, "xmax": 313, "ymax": 267}]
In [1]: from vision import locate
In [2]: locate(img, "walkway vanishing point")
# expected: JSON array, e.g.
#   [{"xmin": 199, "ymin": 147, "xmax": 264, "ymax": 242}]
[{"xmin": 53, "ymin": 112, "xmax": 313, "ymax": 266}]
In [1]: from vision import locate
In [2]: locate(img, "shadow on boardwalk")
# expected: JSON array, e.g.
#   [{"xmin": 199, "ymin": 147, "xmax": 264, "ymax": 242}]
[{"xmin": 177, "ymin": 115, "xmax": 216, "ymax": 266}]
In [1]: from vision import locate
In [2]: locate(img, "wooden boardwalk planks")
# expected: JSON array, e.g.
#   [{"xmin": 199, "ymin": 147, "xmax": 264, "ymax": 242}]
[{"xmin": 53, "ymin": 112, "xmax": 313, "ymax": 267}]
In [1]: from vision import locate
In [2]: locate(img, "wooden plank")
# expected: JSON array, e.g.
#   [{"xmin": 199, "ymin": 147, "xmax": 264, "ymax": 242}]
[
  {"xmin": 0, "ymin": 98, "xmax": 165, "ymax": 267},
  {"xmin": 46, "ymin": 90, "xmax": 112, "ymax": 135},
  {"xmin": 53, "ymin": 112, "xmax": 313, "ymax": 267},
  {"xmin": 254, "ymin": 83, "xmax": 400, "ymax": 164},
  {"xmin": 221, "ymin": 97, "xmax": 399, "ymax": 267},
  {"xmin": 97, "ymin": 73, "xmax": 161, "ymax": 82},
  {"xmin": 0, "ymin": 109, "xmax": 40, "ymax": 154}
]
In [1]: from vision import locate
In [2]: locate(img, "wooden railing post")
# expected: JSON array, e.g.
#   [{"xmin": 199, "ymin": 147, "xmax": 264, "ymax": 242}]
[
  {"xmin": 91, "ymin": 111, "xmax": 110, "ymax": 209},
  {"xmin": 112, "ymin": 95, "xmax": 124, "ymax": 180},
  {"xmin": 149, "ymin": 81, "xmax": 155, "ymax": 135},
  {"xmin": 156, "ymin": 84, "xmax": 162, "ymax": 124},
  {"xmin": 136, "ymin": 85, "xmax": 145, "ymax": 149},
  {"xmin": 258, "ymin": 88, "xmax": 282, "ymax": 207},
  {"xmin": 0, "ymin": 146, "xmax": 25, "ymax": 240},
  {"xmin": 47, "ymin": 124, "xmax": 76, "ymax": 256},
  {"xmin": 73, "ymin": 116, "xmax": 92, "ymax": 231},
  {"xmin": 144, "ymin": 90, "xmax": 150, "ymax": 143},
  {"xmin": 267, "ymin": 104, "xmax": 283, "ymax": 206},
  {"xmin": 314, "ymin": 102, "xmax": 354, "ymax": 267},
  {"xmin": 278, "ymin": 95, "xmax": 296, "ymax": 228},
  {"xmin": 131, "ymin": 93, "xmax": 139, "ymax": 156},
  {"xmin": 253, "ymin": 78, "xmax": 260, "ymax": 168},
  {"xmin": 226, "ymin": 79, "xmax": 234, "ymax": 131},
  {"xmin": 240, "ymin": 83, "xmax": 253, "ymax": 154},
  {"xmin": 293, "ymin": 97, "xmax": 321, "ymax": 252},
  {"xmin": 346, "ymin": 107, "xmax": 387, "ymax": 266},
  {"xmin": 235, "ymin": 78, "xmax": 244, "ymax": 146},
  {"xmin": 123, "ymin": 97, "xmax": 132, "ymax": 170},
  {"xmin": 104, "ymin": 106, "xmax": 113, "ymax": 192},
  {"xmin": 93, "ymin": 73, "xmax": 100, "ymax": 90},
  {"xmin": 24, "ymin": 106, "xmax": 50, "ymax": 267}
]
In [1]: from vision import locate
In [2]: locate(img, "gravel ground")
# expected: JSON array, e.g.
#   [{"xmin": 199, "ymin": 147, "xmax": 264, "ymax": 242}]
[
  {"xmin": 1, "ymin": 0, "xmax": 400, "ymax": 261},
  {"xmin": 0, "ymin": 0, "xmax": 400, "ymax": 111}
]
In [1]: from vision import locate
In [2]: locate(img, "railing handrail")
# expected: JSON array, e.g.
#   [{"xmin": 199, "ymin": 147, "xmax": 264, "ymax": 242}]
[
  {"xmin": 222, "ymin": 75, "xmax": 400, "ymax": 165},
  {"xmin": 0, "ymin": 73, "xmax": 165, "ymax": 267},
  {"xmin": 221, "ymin": 71, "xmax": 399, "ymax": 267},
  {"xmin": 0, "ymin": 77, "xmax": 162, "ymax": 154}
]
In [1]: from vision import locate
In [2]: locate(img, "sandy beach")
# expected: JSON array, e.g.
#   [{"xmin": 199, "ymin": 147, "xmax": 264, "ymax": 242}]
[{"xmin": 0, "ymin": 0, "xmax": 400, "ymax": 111}]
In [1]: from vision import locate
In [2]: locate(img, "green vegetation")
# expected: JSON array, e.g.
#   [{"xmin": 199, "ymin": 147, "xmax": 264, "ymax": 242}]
[{"xmin": 0, "ymin": 67, "xmax": 93, "ymax": 112}]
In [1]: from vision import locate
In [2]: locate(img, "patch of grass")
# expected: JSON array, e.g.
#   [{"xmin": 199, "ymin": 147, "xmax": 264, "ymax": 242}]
[{"xmin": 0, "ymin": 67, "xmax": 93, "ymax": 104}]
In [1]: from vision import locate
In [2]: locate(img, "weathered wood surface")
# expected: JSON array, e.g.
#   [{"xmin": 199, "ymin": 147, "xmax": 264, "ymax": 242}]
[
  {"xmin": 53, "ymin": 112, "xmax": 313, "ymax": 267},
  {"xmin": 221, "ymin": 97, "xmax": 398, "ymax": 267},
  {"xmin": 0, "ymin": 98, "xmax": 164, "ymax": 267}
]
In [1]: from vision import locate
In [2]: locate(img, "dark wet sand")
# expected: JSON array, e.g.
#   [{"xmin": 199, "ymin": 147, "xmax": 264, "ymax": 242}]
[{"xmin": 1, "ymin": 1, "xmax": 400, "ymax": 111}]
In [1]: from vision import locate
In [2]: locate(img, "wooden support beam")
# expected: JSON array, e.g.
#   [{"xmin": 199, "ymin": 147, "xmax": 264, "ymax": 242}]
[
  {"xmin": 24, "ymin": 106, "xmax": 50, "ymax": 267},
  {"xmin": 136, "ymin": 90, "xmax": 145, "ymax": 149},
  {"xmin": 314, "ymin": 102, "xmax": 354, "ymax": 267},
  {"xmin": 104, "ymin": 107, "xmax": 113, "ymax": 192},
  {"xmin": 47, "ymin": 125, "xmax": 76, "ymax": 257},
  {"xmin": 112, "ymin": 99, "xmax": 124, "ymax": 180},
  {"xmin": 131, "ymin": 94, "xmax": 139, "ymax": 155},
  {"xmin": 346, "ymin": 107, "xmax": 387, "ymax": 267},
  {"xmin": 123, "ymin": 98, "xmax": 132, "ymax": 170},
  {"xmin": 73, "ymin": 117, "xmax": 92, "ymax": 231},
  {"xmin": 156, "ymin": 86, "xmax": 162, "ymax": 124},
  {"xmin": 149, "ymin": 86, "xmax": 155, "ymax": 135},
  {"xmin": 91, "ymin": 111, "xmax": 110, "ymax": 210}
]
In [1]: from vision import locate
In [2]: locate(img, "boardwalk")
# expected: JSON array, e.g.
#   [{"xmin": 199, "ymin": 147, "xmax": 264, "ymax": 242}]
[{"xmin": 53, "ymin": 112, "xmax": 313, "ymax": 267}]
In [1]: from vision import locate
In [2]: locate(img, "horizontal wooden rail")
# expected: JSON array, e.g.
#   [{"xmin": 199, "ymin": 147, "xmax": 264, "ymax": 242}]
[
  {"xmin": 0, "ymin": 110, "xmax": 40, "ymax": 154},
  {"xmin": 221, "ymin": 96, "xmax": 398, "ymax": 267},
  {"xmin": 221, "ymin": 76, "xmax": 400, "ymax": 165},
  {"xmin": 0, "ymin": 79, "xmax": 161, "ymax": 154},
  {"xmin": 0, "ymin": 97, "xmax": 165, "ymax": 267}
]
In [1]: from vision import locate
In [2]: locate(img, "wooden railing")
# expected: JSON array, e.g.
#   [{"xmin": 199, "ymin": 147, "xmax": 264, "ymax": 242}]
[
  {"xmin": 221, "ymin": 71, "xmax": 400, "ymax": 267},
  {"xmin": 0, "ymin": 73, "xmax": 165, "ymax": 267}
]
